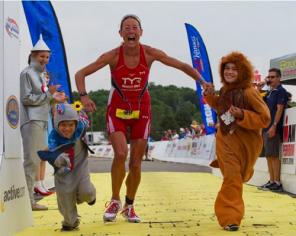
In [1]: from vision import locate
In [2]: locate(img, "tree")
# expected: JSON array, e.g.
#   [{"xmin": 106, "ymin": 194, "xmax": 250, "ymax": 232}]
[{"xmin": 70, "ymin": 83, "xmax": 202, "ymax": 140}]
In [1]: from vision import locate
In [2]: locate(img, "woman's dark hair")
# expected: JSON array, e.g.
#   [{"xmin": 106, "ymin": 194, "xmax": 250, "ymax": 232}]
[{"xmin": 120, "ymin": 14, "xmax": 142, "ymax": 30}]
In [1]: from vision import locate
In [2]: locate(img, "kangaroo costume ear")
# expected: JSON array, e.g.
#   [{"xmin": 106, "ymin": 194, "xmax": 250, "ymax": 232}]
[
  {"xmin": 31, "ymin": 34, "xmax": 50, "ymax": 52},
  {"xmin": 54, "ymin": 103, "xmax": 79, "ymax": 130}
]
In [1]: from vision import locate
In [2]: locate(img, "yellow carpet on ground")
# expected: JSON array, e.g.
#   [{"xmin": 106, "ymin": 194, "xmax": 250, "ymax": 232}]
[{"xmin": 16, "ymin": 173, "xmax": 296, "ymax": 236}]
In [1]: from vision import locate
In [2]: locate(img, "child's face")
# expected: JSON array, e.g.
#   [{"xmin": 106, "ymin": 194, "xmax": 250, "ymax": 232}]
[
  {"xmin": 224, "ymin": 62, "xmax": 238, "ymax": 84},
  {"xmin": 58, "ymin": 120, "xmax": 76, "ymax": 139}
]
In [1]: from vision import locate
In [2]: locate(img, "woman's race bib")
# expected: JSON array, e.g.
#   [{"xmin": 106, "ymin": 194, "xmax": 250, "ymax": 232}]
[{"xmin": 115, "ymin": 108, "xmax": 140, "ymax": 119}]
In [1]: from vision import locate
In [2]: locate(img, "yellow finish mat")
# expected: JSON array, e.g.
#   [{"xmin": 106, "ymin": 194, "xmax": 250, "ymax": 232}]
[{"xmin": 17, "ymin": 173, "xmax": 296, "ymax": 236}]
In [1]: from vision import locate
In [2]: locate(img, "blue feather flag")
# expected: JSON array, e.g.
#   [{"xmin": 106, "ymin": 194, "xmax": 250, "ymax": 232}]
[
  {"xmin": 185, "ymin": 23, "xmax": 217, "ymax": 134},
  {"xmin": 22, "ymin": 1, "xmax": 72, "ymax": 101}
]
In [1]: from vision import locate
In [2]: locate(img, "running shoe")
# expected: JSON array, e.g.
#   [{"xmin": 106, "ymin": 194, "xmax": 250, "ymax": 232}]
[
  {"xmin": 103, "ymin": 200, "xmax": 122, "ymax": 222},
  {"xmin": 224, "ymin": 224, "xmax": 239, "ymax": 231},
  {"xmin": 269, "ymin": 183, "xmax": 284, "ymax": 192},
  {"xmin": 257, "ymin": 181, "xmax": 273, "ymax": 191},
  {"xmin": 31, "ymin": 203, "xmax": 48, "ymax": 211},
  {"xmin": 34, "ymin": 186, "xmax": 52, "ymax": 196},
  {"xmin": 121, "ymin": 204, "xmax": 141, "ymax": 223}
]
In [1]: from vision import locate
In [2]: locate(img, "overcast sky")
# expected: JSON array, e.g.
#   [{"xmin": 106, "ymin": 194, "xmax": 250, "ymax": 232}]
[{"xmin": 20, "ymin": 1, "xmax": 296, "ymax": 96}]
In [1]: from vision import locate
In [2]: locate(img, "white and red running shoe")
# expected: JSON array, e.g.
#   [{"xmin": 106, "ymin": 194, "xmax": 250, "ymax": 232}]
[
  {"xmin": 34, "ymin": 186, "xmax": 52, "ymax": 196},
  {"xmin": 121, "ymin": 204, "xmax": 141, "ymax": 223},
  {"xmin": 103, "ymin": 200, "xmax": 122, "ymax": 222}
]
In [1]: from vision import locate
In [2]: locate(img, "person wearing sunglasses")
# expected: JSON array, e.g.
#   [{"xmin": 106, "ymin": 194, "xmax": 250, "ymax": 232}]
[{"xmin": 259, "ymin": 68, "xmax": 288, "ymax": 192}]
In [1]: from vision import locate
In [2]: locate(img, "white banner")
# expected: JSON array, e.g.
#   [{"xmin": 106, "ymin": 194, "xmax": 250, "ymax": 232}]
[
  {"xmin": 0, "ymin": 2, "xmax": 33, "ymax": 236},
  {"xmin": 90, "ymin": 135, "xmax": 216, "ymax": 167},
  {"xmin": 281, "ymin": 107, "xmax": 296, "ymax": 174},
  {"xmin": 150, "ymin": 135, "xmax": 215, "ymax": 166},
  {"xmin": 3, "ymin": 0, "xmax": 21, "ymax": 159}
]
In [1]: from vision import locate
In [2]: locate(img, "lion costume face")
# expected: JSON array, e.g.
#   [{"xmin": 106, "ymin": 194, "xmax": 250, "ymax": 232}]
[{"xmin": 219, "ymin": 52, "xmax": 254, "ymax": 91}]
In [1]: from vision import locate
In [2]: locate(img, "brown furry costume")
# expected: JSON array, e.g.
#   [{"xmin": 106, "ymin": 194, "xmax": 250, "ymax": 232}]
[{"xmin": 204, "ymin": 52, "xmax": 270, "ymax": 228}]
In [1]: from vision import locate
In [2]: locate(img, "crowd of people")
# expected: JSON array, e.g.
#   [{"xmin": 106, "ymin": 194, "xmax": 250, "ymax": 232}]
[
  {"xmin": 160, "ymin": 121, "xmax": 208, "ymax": 141},
  {"xmin": 19, "ymin": 14, "xmax": 292, "ymax": 233}
]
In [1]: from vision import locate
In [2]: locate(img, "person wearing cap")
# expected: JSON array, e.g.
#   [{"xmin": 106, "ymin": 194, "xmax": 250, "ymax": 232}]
[
  {"xmin": 75, "ymin": 14, "xmax": 207, "ymax": 223},
  {"xmin": 20, "ymin": 34, "xmax": 67, "ymax": 211},
  {"xmin": 42, "ymin": 103, "xmax": 96, "ymax": 231}
]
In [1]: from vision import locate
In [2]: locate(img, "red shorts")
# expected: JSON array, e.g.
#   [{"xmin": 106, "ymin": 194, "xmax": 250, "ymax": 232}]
[{"xmin": 106, "ymin": 105, "xmax": 151, "ymax": 140}]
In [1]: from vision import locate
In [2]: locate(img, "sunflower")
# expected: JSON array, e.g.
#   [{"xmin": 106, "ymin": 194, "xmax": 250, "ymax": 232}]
[{"xmin": 72, "ymin": 101, "xmax": 83, "ymax": 112}]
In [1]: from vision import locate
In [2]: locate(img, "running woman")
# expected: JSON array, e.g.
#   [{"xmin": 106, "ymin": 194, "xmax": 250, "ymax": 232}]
[{"xmin": 75, "ymin": 14, "xmax": 206, "ymax": 223}]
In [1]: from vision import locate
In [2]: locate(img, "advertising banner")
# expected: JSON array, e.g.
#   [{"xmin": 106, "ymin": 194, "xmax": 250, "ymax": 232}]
[
  {"xmin": 282, "ymin": 107, "xmax": 296, "ymax": 174},
  {"xmin": 22, "ymin": 1, "xmax": 72, "ymax": 100},
  {"xmin": 270, "ymin": 53, "xmax": 296, "ymax": 85},
  {"xmin": 3, "ymin": 1, "xmax": 21, "ymax": 159},
  {"xmin": 185, "ymin": 23, "xmax": 217, "ymax": 134}
]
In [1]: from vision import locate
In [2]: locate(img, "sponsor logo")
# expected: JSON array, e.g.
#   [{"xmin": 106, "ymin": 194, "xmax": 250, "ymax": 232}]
[
  {"xmin": 5, "ymin": 17, "xmax": 19, "ymax": 39},
  {"xmin": 6, "ymin": 95, "xmax": 19, "ymax": 129},
  {"xmin": 0, "ymin": 193, "xmax": 4, "ymax": 213},
  {"xmin": 139, "ymin": 71, "xmax": 146, "ymax": 75},
  {"xmin": 191, "ymin": 36, "xmax": 201, "ymax": 60},
  {"xmin": 1, "ymin": 185, "xmax": 26, "ymax": 212},
  {"xmin": 203, "ymin": 103, "xmax": 215, "ymax": 125},
  {"xmin": 283, "ymin": 124, "xmax": 296, "ymax": 143},
  {"xmin": 282, "ymin": 157, "xmax": 294, "ymax": 165},
  {"xmin": 122, "ymin": 77, "xmax": 142, "ymax": 89},
  {"xmin": 282, "ymin": 144, "xmax": 295, "ymax": 157}
]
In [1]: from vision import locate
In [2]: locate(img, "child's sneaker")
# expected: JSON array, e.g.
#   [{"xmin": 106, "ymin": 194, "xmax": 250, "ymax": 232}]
[
  {"xmin": 61, "ymin": 219, "xmax": 80, "ymax": 231},
  {"xmin": 121, "ymin": 204, "xmax": 141, "ymax": 223},
  {"xmin": 88, "ymin": 198, "xmax": 96, "ymax": 206},
  {"xmin": 103, "ymin": 200, "xmax": 122, "ymax": 222}
]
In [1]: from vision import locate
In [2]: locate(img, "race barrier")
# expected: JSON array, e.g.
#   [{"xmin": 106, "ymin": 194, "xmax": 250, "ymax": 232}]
[
  {"xmin": 90, "ymin": 127, "xmax": 296, "ymax": 194},
  {"xmin": 90, "ymin": 134, "xmax": 216, "ymax": 166}
]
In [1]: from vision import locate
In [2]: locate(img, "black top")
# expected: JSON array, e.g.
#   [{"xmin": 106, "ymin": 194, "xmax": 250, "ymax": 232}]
[{"xmin": 263, "ymin": 84, "xmax": 288, "ymax": 135}]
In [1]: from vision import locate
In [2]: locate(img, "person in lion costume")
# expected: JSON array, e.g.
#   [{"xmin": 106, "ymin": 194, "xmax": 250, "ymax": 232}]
[{"xmin": 203, "ymin": 52, "xmax": 271, "ymax": 231}]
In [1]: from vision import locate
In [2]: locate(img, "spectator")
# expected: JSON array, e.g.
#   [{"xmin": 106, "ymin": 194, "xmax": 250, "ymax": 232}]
[
  {"xmin": 190, "ymin": 120, "xmax": 200, "ymax": 138},
  {"xmin": 184, "ymin": 127, "xmax": 193, "ymax": 138},
  {"xmin": 199, "ymin": 123, "xmax": 206, "ymax": 136},
  {"xmin": 143, "ymin": 136, "xmax": 153, "ymax": 161},
  {"xmin": 161, "ymin": 131, "xmax": 170, "ymax": 141},
  {"xmin": 259, "ymin": 68, "xmax": 288, "ymax": 192},
  {"xmin": 179, "ymin": 128, "xmax": 186, "ymax": 139},
  {"xmin": 286, "ymin": 91, "xmax": 292, "ymax": 108},
  {"xmin": 20, "ymin": 35, "xmax": 67, "ymax": 211},
  {"xmin": 34, "ymin": 71, "xmax": 54, "ymax": 196},
  {"xmin": 167, "ymin": 129, "xmax": 173, "ymax": 140},
  {"xmin": 171, "ymin": 130, "xmax": 179, "ymax": 140}
]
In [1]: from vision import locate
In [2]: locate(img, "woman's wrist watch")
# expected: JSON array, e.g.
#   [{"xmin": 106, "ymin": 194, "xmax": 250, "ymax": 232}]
[{"xmin": 79, "ymin": 91, "xmax": 88, "ymax": 97}]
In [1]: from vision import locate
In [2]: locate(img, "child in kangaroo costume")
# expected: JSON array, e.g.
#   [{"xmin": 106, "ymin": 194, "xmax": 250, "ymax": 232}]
[{"xmin": 39, "ymin": 103, "xmax": 96, "ymax": 231}]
